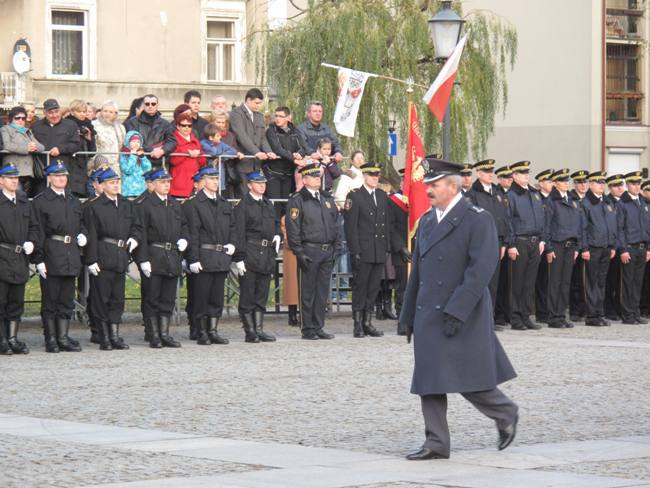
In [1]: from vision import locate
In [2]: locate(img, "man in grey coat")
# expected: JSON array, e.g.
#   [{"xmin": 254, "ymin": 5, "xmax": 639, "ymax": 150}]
[{"xmin": 399, "ymin": 158, "xmax": 519, "ymax": 460}]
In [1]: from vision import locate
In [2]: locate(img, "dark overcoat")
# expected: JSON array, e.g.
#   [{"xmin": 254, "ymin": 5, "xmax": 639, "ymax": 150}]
[
  {"xmin": 0, "ymin": 192, "xmax": 30, "ymax": 284},
  {"xmin": 400, "ymin": 197, "xmax": 517, "ymax": 395},
  {"xmin": 343, "ymin": 186, "xmax": 389, "ymax": 263}
]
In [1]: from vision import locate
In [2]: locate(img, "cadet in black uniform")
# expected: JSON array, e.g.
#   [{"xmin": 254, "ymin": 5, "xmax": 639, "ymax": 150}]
[
  {"xmin": 184, "ymin": 165, "xmax": 235, "ymax": 345},
  {"xmin": 0, "ymin": 164, "xmax": 32, "ymax": 355},
  {"xmin": 640, "ymin": 180, "xmax": 650, "ymax": 318},
  {"xmin": 232, "ymin": 171, "xmax": 281, "ymax": 343},
  {"xmin": 460, "ymin": 163, "xmax": 472, "ymax": 196},
  {"xmin": 533, "ymin": 169, "xmax": 554, "ymax": 324},
  {"xmin": 505, "ymin": 161, "xmax": 546, "ymax": 330},
  {"xmin": 581, "ymin": 171, "xmax": 618, "ymax": 326},
  {"xmin": 616, "ymin": 171, "xmax": 650, "ymax": 324},
  {"xmin": 604, "ymin": 174, "xmax": 626, "ymax": 320},
  {"xmin": 84, "ymin": 168, "xmax": 138, "ymax": 350},
  {"xmin": 387, "ymin": 171, "xmax": 410, "ymax": 322},
  {"xmin": 544, "ymin": 169, "xmax": 585, "ymax": 328},
  {"xmin": 467, "ymin": 159, "xmax": 512, "ymax": 331},
  {"xmin": 135, "ymin": 170, "xmax": 156, "ymax": 341},
  {"xmin": 568, "ymin": 170, "xmax": 589, "ymax": 322},
  {"xmin": 344, "ymin": 163, "xmax": 389, "ymax": 338},
  {"xmin": 494, "ymin": 165, "xmax": 513, "ymax": 326},
  {"xmin": 29, "ymin": 161, "xmax": 86, "ymax": 352},
  {"xmin": 286, "ymin": 163, "xmax": 340, "ymax": 340},
  {"xmin": 133, "ymin": 168, "xmax": 187, "ymax": 348},
  {"xmin": 182, "ymin": 171, "xmax": 205, "ymax": 340}
]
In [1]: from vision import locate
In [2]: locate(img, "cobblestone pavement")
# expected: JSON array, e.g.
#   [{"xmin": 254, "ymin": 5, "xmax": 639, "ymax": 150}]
[{"xmin": 1, "ymin": 313, "xmax": 650, "ymax": 487}]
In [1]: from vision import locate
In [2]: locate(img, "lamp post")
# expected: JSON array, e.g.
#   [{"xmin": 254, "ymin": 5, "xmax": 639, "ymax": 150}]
[
  {"xmin": 388, "ymin": 116, "xmax": 397, "ymax": 170},
  {"xmin": 428, "ymin": 1, "xmax": 464, "ymax": 160}
]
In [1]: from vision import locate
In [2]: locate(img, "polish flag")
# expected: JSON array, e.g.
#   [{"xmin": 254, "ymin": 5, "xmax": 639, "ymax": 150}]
[{"xmin": 422, "ymin": 34, "xmax": 468, "ymax": 123}]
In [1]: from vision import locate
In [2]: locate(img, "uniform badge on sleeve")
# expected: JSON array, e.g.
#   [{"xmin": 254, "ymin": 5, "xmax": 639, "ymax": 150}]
[
  {"xmin": 344, "ymin": 198, "xmax": 352, "ymax": 210},
  {"xmin": 325, "ymin": 201, "xmax": 331, "ymax": 209},
  {"xmin": 572, "ymin": 201, "xmax": 577, "ymax": 208},
  {"xmin": 290, "ymin": 208, "xmax": 300, "ymax": 220}
]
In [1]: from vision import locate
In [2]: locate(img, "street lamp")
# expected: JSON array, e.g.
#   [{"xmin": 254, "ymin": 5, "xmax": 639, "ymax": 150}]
[{"xmin": 428, "ymin": 1, "xmax": 464, "ymax": 160}]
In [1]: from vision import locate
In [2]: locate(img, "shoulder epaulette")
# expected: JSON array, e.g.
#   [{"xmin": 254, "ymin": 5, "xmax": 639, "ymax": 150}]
[{"xmin": 470, "ymin": 205, "xmax": 484, "ymax": 213}]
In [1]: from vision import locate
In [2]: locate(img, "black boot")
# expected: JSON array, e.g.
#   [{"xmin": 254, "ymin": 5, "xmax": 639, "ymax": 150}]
[
  {"xmin": 288, "ymin": 305, "xmax": 299, "ymax": 327},
  {"xmin": 241, "ymin": 312, "xmax": 259, "ymax": 343},
  {"xmin": 363, "ymin": 309, "xmax": 384, "ymax": 337},
  {"xmin": 43, "ymin": 318, "xmax": 59, "ymax": 353},
  {"xmin": 189, "ymin": 316, "xmax": 198, "ymax": 341},
  {"xmin": 208, "ymin": 317, "xmax": 229, "ymax": 344},
  {"xmin": 158, "ymin": 316, "xmax": 181, "ymax": 348},
  {"xmin": 0, "ymin": 320, "xmax": 12, "ymax": 355},
  {"xmin": 196, "ymin": 317, "xmax": 211, "ymax": 345},
  {"xmin": 109, "ymin": 323, "xmax": 129, "ymax": 350},
  {"xmin": 7, "ymin": 321, "xmax": 28, "ymax": 354},
  {"xmin": 353, "ymin": 310, "xmax": 365, "ymax": 338},
  {"xmin": 145, "ymin": 318, "xmax": 162, "ymax": 348},
  {"xmin": 143, "ymin": 320, "xmax": 152, "ymax": 342},
  {"xmin": 382, "ymin": 290, "xmax": 398, "ymax": 320},
  {"xmin": 375, "ymin": 295, "xmax": 386, "ymax": 320},
  {"xmin": 56, "ymin": 318, "xmax": 82, "ymax": 352},
  {"xmin": 98, "ymin": 322, "xmax": 112, "ymax": 350},
  {"xmin": 89, "ymin": 319, "xmax": 101, "ymax": 344},
  {"xmin": 254, "ymin": 311, "xmax": 276, "ymax": 342}
]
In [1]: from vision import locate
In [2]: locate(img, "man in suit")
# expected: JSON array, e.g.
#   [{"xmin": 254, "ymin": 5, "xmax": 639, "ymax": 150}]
[
  {"xmin": 228, "ymin": 88, "xmax": 278, "ymax": 196},
  {"xmin": 400, "ymin": 158, "xmax": 518, "ymax": 460}
]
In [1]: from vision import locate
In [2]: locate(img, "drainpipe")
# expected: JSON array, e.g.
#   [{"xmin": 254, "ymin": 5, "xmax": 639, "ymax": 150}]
[{"xmin": 601, "ymin": 0, "xmax": 606, "ymax": 172}]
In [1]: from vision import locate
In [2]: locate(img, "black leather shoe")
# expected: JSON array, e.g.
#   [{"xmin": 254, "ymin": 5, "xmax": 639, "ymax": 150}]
[
  {"xmin": 535, "ymin": 316, "xmax": 549, "ymax": 324},
  {"xmin": 524, "ymin": 319, "xmax": 541, "ymax": 330},
  {"xmin": 498, "ymin": 414, "xmax": 518, "ymax": 450},
  {"xmin": 548, "ymin": 321, "xmax": 564, "ymax": 328},
  {"xmin": 599, "ymin": 317, "xmax": 611, "ymax": 326},
  {"xmin": 606, "ymin": 314, "xmax": 621, "ymax": 321},
  {"xmin": 622, "ymin": 319, "xmax": 637, "ymax": 325},
  {"xmin": 585, "ymin": 318, "xmax": 604, "ymax": 326},
  {"xmin": 562, "ymin": 319, "xmax": 575, "ymax": 329},
  {"xmin": 511, "ymin": 323, "xmax": 527, "ymax": 331},
  {"xmin": 301, "ymin": 333, "xmax": 319, "ymax": 340},
  {"xmin": 569, "ymin": 315, "xmax": 584, "ymax": 322},
  {"xmin": 406, "ymin": 447, "xmax": 449, "ymax": 460},
  {"xmin": 316, "ymin": 330, "xmax": 334, "ymax": 340}
]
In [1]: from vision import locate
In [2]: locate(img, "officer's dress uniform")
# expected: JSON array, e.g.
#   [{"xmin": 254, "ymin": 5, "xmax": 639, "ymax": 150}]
[
  {"xmin": 133, "ymin": 172, "xmax": 155, "ymax": 340},
  {"xmin": 344, "ymin": 177, "xmax": 389, "ymax": 338},
  {"xmin": 640, "ymin": 180, "xmax": 650, "ymax": 317},
  {"xmin": 185, "ymin": 185, "xmax": 235, "ymax": 345},
  {"xmin": 581, "ymin": 184, "xmax": 618, "ymax": 325},
  {"xmin": 29, "ymin": 176, "xmax": 86, "ymax": 353},
  {"xmin": 84, "ymin": 189, "xmax": 136, "ymax": 349},
  {"xmin": 388, "ymin": 192, "xmax": 409, "ymax": 318},
  {"xmin": 494, "ymin": 166, "xmax": 513, "ymax": 325},
  {"xmin": 233, "ymin": 187, "xmax": 281, "ymax": 343},
  {"xmin": 568, "ymin": 171, "xmax": 589, "ymax": 321},
  {"xmin": 604, "ymin": 175, "xmax": 625, "ymax": 319},
  {"xmin": 286, "ymin": 176, "xmax": 341, "ymax": 340},
  {"xmin": 532, "ymin": 169, "xmax": 553, "ymax": 324}
]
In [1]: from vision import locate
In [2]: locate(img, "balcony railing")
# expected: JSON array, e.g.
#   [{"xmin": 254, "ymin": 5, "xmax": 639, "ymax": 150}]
[
  {"xmin": 0, "ymin": 72, "xmax": 26, "ymax": 108},
  {"xmin": 606, "ymin": 7, "xmax": 644, "ymax": 41}
]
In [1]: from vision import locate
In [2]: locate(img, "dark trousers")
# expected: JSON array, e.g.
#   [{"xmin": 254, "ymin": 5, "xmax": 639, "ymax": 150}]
[
  {"xmin": 487, "ymin": 258, "xmax": 501, "ymax": 310},
  {"xmin": 534, "ymin": 258, "xmax": 550, "ymax": 321},
  {"xmin": 191, "ymin": 271, "xmax": 227, "ymax": 319},
  {"xmin": 238, "ymin": 269, "xmax": 272, "ymax": 314},
  {"xmin": 393, "ymin": 262, "xmax": 408, "ymax": 312},
  {"xmin": 420, "ymin": 388, "xmax": 518, "ymax": 456},
  {"xmin": 605, "ymin": 256, "xmax": 622, "ymax": 318},
  {"xmin": 641, "ymin": 263, "xmax": 650, "ymax": 315},
  {"xmin": 494, "ymin": 258, "xmax": 511, "ymax": 323},
  {"xmin": 584, "ymin": 247, "xmax": 611, "ymax": 319},
  {"xmin": 510, "ymin": 238, "xmax": 540, "ymax": 325},
  {"xmin": 265, "ymin": 174, "xmax": 293, "ymax": 200},
  {"xmin": 89, "ymin": 270, "xmax": 125, "ymax": 324},
  {"xmin": 40, "ymin": 275, "xmax": 76, "ymax": 320},
  {"xmin": 145, "ymin": 275, "xmax": 178, "ymax": 318},
  {"xmin": 351, "ymin": 261, "xmax": 383, "ymax": 312},
  {"xmin": 548, "ymin": 243, "xmax": 576, "ymax": 324},
  {"xmin": 620, "ymin": 246, "xmax": 646, "ymax": 321},
  {"xmin": 0, "ymin": 281, "xmax": 26, "ymax": 321},
  {"xmin": 298, "ymin": 245, "xmax": 334, "ymax": 334},
  {"xmin": 139, "ymin": 266, "xmax": 154, "ymax": 320},
  {"xmin": 569, "ymin": 256, "xmax": 587, "ymax": 317},
  {"xmin": 185, "ymin": 273, "xmax": 194, "ymax": 319}
]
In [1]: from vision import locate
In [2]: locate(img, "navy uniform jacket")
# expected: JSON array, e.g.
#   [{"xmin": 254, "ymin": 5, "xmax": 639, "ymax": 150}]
[
  {"xmin": 28, "ymin": 188, "xmax": 87, "ymax": 277},
  {"xmin": 467, "ymin": 179, "xmax": 513, "ymax": 246},
  {"xmin": 581, "ymin": 190, "xmax": 618, "ymax": 250},
  {"xmin": 400, "ymin": 197, "xmax": 516, "ymax": 395},
  {"xmin": 343, "ymin": 186, "xmax": 390, "ymax": 263},
  {"xmin": 388, "ymin": 193, "xmax": 408, "ymax": 261},
  {"xmin": 0, "ymin": 192, "xmax": 30, "ymax": 284},
  {"xmin": 285, "ymin": 187, "xmax": 341, "ymax": 257},
  {"xmin": 616, "ymin": 191, "xmax": 650, "ymax": 252},
  {"xmin": 184, "ymin": 190, "xmax": 236, "ymax": 273},
  {"xmin": 84, "ymin": 194, "xmax": 136, "ymax": 273},
  {"xmin": 506, "ymin": 182, "xmax": 546, "ymax": 247},
  {"xmin": 544, "ymin": 188, "xmax": 585, "ymax": 253},
  {"xmin": 233, "ymin": 192, "xmax": 281, "ymax": 274}
]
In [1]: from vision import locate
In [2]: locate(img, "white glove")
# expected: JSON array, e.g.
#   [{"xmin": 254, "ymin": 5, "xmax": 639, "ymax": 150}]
[
  {"xmin": 234, "ymin": 261, "xmax": 246, "ymax": 276},
  {"xmin": 88, "ymin": 263, "xmax": 101, "ymax": 276},
  {"xmin": 176, "ymin": 238, "xmax": 188, "ymax": 252},
  {"xmin": 181, "ymin": 259, "xmax": 189, "ymax": 273},
  {"xmin": 224, "ymin": 244, "xmax": 235, "ymax": 256},
  {"xmin": 272, "ymin": 235, "xmax": 281, "ymax": 254},
  {"xmin": 189, "ymin": 262, "xmax": 203, "ymax": 274},
  {"xmin": 77, "ymin": 233, "xmax": 87, "ymax": 247},
  {"xmin": 126, "ymin": 238, "xmax": 138, "ymax": 253},
  {"xmin": 140, "ymin": 261, "xmax": 152, "ymax": 278},
  {"xmin": 36, "ymin": 262, "xmax": 47, "ymax": 279},
  {"xmin": 22, "ymin": 241, "xmax": 34, "ymax": 255}
]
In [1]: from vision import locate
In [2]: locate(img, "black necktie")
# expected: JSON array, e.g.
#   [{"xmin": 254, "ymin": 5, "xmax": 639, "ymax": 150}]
[
  {"xmin": 314, "ymin": 191, "xmax": 320, "ymax": 202},
  {"xmin": 11, "ymin": 197, "xmax": 16, "ymax": 206}
]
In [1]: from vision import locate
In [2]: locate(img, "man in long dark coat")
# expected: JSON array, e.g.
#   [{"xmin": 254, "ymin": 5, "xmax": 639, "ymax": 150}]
[{"xmin": 399, "ymin": 158, "xmax": 518, "ymax": 460}]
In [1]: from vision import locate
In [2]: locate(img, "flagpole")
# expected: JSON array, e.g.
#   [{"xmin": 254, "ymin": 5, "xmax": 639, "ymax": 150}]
[{"xmin": 320, "ymin": 63, "xmax": 428, "ymax": 90}]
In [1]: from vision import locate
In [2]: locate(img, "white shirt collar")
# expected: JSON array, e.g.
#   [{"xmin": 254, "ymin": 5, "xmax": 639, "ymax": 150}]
[
  {"xmin": 244, "ymin": 105, "xmax": 254, "ymax": 118},
  {"xmin": 2, "ymin": 190, "xmax": 16, "ymax": 200},
  {"xmin": 435, "ymin": 192, "xmax": 463, "ymax": 222},
  {"xmin": 249, "ymin": 192, "xmax": 263, "ymax": 202},
  {"xmin": 155, "ymin": 192, "xmax": 167, "ymax": 201},
  {"xmin": 559, "ymin": 191, "xmax": 568, "ymax": 198},
  {"xmin": 363, "ymin": 184, "xmax": 376, "ymax": 195},
  {"xmin": 203, "ymin": 189, "xmax": 217, "ymax": 200},
  {"xmin": 481, "ymin": 183, "xmax": 492, "ymax": 193},
  {"xmin": 307, "ymin": 188, "xmax": 319, "ymax": 198},
  {"xmin": 630, "ymin": 194, "xmax": 639, "ymax": 200},
  {"xmin": 52, "ymin": 188, "xmax": 65, "ymax": 197}
]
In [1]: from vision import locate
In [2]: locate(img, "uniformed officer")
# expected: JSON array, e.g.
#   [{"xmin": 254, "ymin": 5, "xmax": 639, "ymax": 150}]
[
  {"xmin": 569, "ymin": 170, "xmax": 589, "ymax": 201},
  {"xmin": 135, "ymin": 169, "xmax": 157, "ymax": 342},
  {"xmin": 344, "ymin": 162, "xmax": 389, "ymax": 338},
  {"xmin": 604, "ymin": 174, "xmax": 626, "ymax": 320},
  {"xmin": 84, "ymin": 168, "xmax": 138, "ymax": 350},
  {"xmin": 640, "ymin": 180, "xmax": 650, "ymax": 318},
  {"xmin": 286, "ymin": 163, "xmax": 340, "ymax": 340},
  {"xmin": 132, "ymin": 168, "xmax": 187, "ymax": 348},
  {"xmin": 580, "ymin": 171, "xmax": 617, "ymax": 326},
  {"xmin": 182, "ymin": 171, "xmax": 204, "ymax": 341},
  {"xmin": 533, "ymin": 169, "xmax": 554, "ymax": 324},
  {"xmin": 616, "ymin": 171, "xmax": 650, "ymax": 324},
  {"xmin": 29, "ymin": 161, "xmax": 87, "ymax": 353},
  {"xmin": 505, "ymin": 161, "xmax": 546, "ymax": 330},
  {"xmin": 544, "ymin": 169, "xmax": 585, "ymax": 328},
  {"xmin": 568, "ymin": 170, "xmax": 589, "ymax": 322},
  {"xmin": 232, "ymin": 171, "xmax": 281, "ymax": 343},
  {"xmin": 388, "ymin": 171, "xmax": 410, "ymax": 322},
  {"xmin": 0, "ymin": 164, "xmax": 32, "ymax": 355},
  {"xmin": 467, "ymin": 159, "xmax": 512, "ymax": 331},
  {"xmin": 494, "ymin": 165, "xmax": 513, "ymax": 326},
  {"xmin": 184, "ymin": 165, "xmax": 235, "ymax": 345},
  {"xmin": 460, "ymin": 163, "xmax": 472, "ymax": 196}
]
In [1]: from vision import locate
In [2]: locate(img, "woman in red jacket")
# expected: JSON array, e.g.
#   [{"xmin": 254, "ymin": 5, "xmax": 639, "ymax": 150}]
[{"xmin": 169, "ymin": 113, "xmax": 206, "ymax": 198}]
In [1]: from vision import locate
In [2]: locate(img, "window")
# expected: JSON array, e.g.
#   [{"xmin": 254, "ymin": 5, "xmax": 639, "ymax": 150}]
[
  {"xmin": 206, "ymin": 19, "xmax": 238, "ymax": 82},
  {"xmin": 606, "ymin": 44, "xmax": 642, "ymax": 123},
  {"xmin": 51, "ymin": 10, "xmax": 87, "ymax": 76}
]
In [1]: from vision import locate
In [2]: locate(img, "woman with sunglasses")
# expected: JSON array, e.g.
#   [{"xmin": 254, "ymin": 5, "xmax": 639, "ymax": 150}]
[
  {"xmin": 169, "ymin": 111, "xmax": 206, "ymax": 198},
  {"xmin": 0, "ymin": 106, "xmax": 45, "ymax": 196}
]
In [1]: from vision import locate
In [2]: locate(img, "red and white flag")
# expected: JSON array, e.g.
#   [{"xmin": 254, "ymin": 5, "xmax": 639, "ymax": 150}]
[
  {"xmin": 403, "ymin": 101, "xmax": 430, "ymax": 238},
  {"xmin": 422, "ymin": 34, "xmax": 468, "ymax": 123}
]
